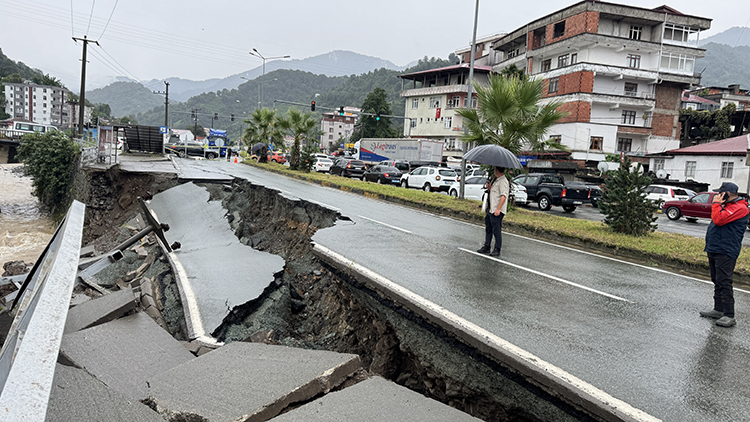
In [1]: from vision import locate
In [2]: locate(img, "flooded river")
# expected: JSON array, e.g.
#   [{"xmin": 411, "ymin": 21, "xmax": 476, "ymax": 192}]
[{"xmin": 0, "ymin": 164, "xmax": 56, "ymax": 267}]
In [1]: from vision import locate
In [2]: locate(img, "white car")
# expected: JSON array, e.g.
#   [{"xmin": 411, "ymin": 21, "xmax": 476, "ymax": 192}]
[
  {"xmin": 645, "ymin": 184, "xmax": 690, "ymax": 203},
  {"xmin": 449, "ymin": 177, "xmax": 528, "ymax": 206},
  {"xmin": 512, "ymin": 182, "xmax": 528, "ymax": 205},
  {"xmin": 313, "ymin": 156, "xmax": 333, "ymax": 172},
  {"xmin": 400, "ymin": 166, "xmax": 458, "ymax": 192}
]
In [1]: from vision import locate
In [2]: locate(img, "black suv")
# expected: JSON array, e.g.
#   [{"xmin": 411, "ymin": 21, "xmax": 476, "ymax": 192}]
[{"xmin": 331, "ymin": 158, "xmax": 367, "ymax": 178}]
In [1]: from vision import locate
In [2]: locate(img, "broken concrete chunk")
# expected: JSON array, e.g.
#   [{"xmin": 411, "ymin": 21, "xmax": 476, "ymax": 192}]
[
  {"xmin": 79, "ymin": 245, "xmax": 96, "ymax": 258},
  {"xmin": 64, "ymin": 287, "xmax": 137, "ymax": 334}
]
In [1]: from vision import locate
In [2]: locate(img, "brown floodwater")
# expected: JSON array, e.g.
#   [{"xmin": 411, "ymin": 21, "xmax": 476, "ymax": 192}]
[{"xmin": 0, "ymin": 164, "xmax": 56, "ymax": 266}]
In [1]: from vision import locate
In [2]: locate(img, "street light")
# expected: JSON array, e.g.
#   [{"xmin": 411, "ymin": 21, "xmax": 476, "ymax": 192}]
[{"xmin": 249, "ymin": 48, "xmax": 290, "ymax": 109}]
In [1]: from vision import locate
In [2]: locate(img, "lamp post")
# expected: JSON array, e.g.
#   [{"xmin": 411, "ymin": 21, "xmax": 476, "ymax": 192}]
[{"xmin": 249, "ymin": 49, "xmax": 290, "ymax": 109}]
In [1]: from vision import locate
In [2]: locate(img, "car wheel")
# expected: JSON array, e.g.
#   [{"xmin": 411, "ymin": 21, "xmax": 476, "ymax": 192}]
[
  {"xmin": 272, "ymin": 159, "xmax": 278, "ymax": 163},
  {"xmin": 666, "ymin": 206, "xmax": 681, "ymax": 220},
  {"xmin": 377, "ymin": 178, "xmax": 383, "ymax": 184},
  {"xmin": 449, "ymin": 189, "xmax": 458, "ymax": 197},
  {"xmin": 538, "ymin": 195, "xmax": 551, "ymax": 211},
  {"xmin": 563, "ymin": 205, "xmax": 576, "ymax": 213},
  {"xmin": 401, "ymin": 180, "xmax": 409, "ymax": 189},
  {"xmin": 423, "ymin": 183, "xmax": 432, "ymax": 192},
  {"xmin": 206, "ymin": 152, "xmax": 217, "ymax": 159}
]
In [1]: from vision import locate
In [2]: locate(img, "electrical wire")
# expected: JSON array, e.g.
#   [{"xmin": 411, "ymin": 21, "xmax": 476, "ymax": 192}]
[
  {"xmin": 85, "ymin": 0, "xmax": 95, "ymax": 36},
  {"xmin": 98, "ymin": 0, "xmax": 118, "ymax": 40},
  {"xmin": 70, "ymin": 0, "xmax": 75, "ymax": 37}
]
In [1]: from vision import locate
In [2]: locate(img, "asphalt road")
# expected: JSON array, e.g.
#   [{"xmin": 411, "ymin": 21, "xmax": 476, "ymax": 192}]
[{"xmin": 175, "ymin": 159, "xmax": 750, "ymax": 422}]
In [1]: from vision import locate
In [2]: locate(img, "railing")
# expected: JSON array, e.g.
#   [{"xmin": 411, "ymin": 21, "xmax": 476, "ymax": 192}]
[
  {"xmin": 0, "ymin": 201, "xmax": 85, "ymax": 420},
  {"xmin": 74, "ymin": 137, "xmax": 99, "ymax": 166}
]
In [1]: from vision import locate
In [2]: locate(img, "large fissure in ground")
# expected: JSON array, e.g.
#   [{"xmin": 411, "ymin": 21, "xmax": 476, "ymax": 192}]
[{"xmin": 75, "ymin": 171, "xmax": 601, "ymax": 422}]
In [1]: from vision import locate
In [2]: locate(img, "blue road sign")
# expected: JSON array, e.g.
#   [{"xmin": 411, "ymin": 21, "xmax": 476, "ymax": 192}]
[{"xmin": 159, "ymin": 126, "xmax": 168, "ymax": 134}]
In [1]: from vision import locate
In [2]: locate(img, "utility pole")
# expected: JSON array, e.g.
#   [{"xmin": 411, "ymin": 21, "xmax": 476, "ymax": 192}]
[
  {"xmin": 154, "ymin": 81, "xmax": 170, "ymax": 127},
  {"xmin": 73, "ymin": 35, "xmax": 99, "ymax": 137},
  {"xmin": 459, "ymin": 0, "xmax": 480, "ymax": 200},
  {"xmin": 191, "ymin": 108, "xmax": 201, "ymax": 137}
]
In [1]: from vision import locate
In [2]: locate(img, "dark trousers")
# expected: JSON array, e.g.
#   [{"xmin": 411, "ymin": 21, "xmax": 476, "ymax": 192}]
[
  {"xmin": 483, "ymin": 212, "xmax": 505, "ymax": 252},
  {"xmin": 708, "ymin": 252, "xmax": 736, "ymax": 318}
]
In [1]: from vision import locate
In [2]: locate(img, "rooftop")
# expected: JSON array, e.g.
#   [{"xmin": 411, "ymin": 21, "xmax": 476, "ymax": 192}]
[
  {"xmin": 665, "ymin": 134, "xmax": 750, "ymax": 156},
  {"xmin": 398, "ymin": 64, "xmax": 492, "ymax": 80}
]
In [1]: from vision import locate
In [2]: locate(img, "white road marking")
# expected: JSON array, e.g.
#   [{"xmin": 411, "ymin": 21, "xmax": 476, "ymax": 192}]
[
  {"xmin": 458, "ymin": 247, "xmax": 634, "ymax": 303},
  {"xmin": 358, "ymin": 215, "xmax": 413, "ymax": 234},
  {"xmin": 305, "ymin": 199, "xmax": 341, "ymax": 212}
]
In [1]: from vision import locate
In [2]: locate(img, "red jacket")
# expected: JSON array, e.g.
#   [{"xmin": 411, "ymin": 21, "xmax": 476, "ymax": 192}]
[
  {"xmin": 705, "ymin": 197, "xmax": 750, "ymax": 259},
  {"xmin": 711, "ymin": 198, "xmax": 749, "ymax": 226}
]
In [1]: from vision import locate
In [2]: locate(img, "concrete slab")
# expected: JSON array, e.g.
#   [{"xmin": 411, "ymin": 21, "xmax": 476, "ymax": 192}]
[
  {"xmin": 59, "ymin": 312, "xmax": 194, "ymax": 400},
  {"xmin": 147, "ymin": 183, "xmax": 284, "ymax": 336},
  {"xmin": 45, "ymin": 364, "xmax": 165, "ymax": 422},
  {"xmin": 64, "ymin": 287, "xmax": 137, "ymax": 334},
  {"xmin": 146, "ymin": 341, "xmax": 361, "ymax": 422},
  {"xmin": 271, "ymin": 376, "xmax": 481, "ymax": 422},
  {"xmin": 119, "ymin": 159, "xmax": 177, "ymax": 175}
]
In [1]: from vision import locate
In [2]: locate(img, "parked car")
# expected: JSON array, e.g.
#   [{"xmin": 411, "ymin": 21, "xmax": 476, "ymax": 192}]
[
  {"xmin": 448, "ymin": 176, "xmax": 487, "ymax": 200},
  {"xmin": 330, "ymin": 158, "xmax": 367, "ymax": 178},
  {"xmin": 512, "ymin": 183, "xmax": 528, "ymax": 206},
  {"xmin": 565, "ymin": 181, "xmax": 602, "ymax": 207},
  {"xmin": 362, "ymin": 165, "xmax": 402, "ymax": 185},
  {"xmin": 513, "ymin": 173, "xmax": 591, "ymax": 212},
  {"xmin": 268, "ymin": 151, "xmax": 287, "ymax": 164},
  {"xmin": 662, "ymin": 191, "xmax": 718, "ymax": 221},
  {"xmin": 645, "ymin": 184, "xmax": 690, "ymax": 203},
  {"xmin": 164, "ymin": 140, "xmax": 220, "ymax": 159},
  {"xmin": 377, "ymin": 160, "xmax": 411, "ymax": 175},
  {"xmin": 401, "ymin": 166, "xmax": 458, "ymax": 192},
  {"xmin": 313, "ymin": 156, "xmax": 333, "ymax": 173}
]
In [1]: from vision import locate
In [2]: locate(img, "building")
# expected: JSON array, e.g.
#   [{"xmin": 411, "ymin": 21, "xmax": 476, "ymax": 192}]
[
  {"xmin": 649, "ymin": 134, "xmax": 750, "ymax": 192},
  {"xmin": 3, "ymin": 81, "xmax": 70, "ymax": 127},
  {"xmin": 455, "ymin": 34, "xmax": 505, "ymax": 67},
  {"xmin": 681, "ymin": 90, "xmax": 720, "ymax": 111},
  {"xmin": 398, "ymin": 64, "xmax": 492, "ymax": 155},
  {"xmin": 690, "ymin": 84, "xmax": 750, "ymax": 111},
  {"xmin": 320, "ymin": 107, "xmax": 359, "ymax": 150},
  {"xmin": 490, "ymin": 0, "xmax": 711, "ymax": 173}
]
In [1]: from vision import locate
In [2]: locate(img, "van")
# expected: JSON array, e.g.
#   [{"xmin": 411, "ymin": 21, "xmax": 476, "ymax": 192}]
[{"xmin": 13, "ymin": 122, "xmax": 57, "ymax": 134}]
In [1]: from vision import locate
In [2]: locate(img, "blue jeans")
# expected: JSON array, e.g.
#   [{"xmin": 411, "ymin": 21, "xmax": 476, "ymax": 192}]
[
  {"xmin": 708, "ymin": 252, "xmax": 736, "ymax": 318},
  {"xmin": 484, "ymin": 212, "xmax": 505, "ymax": 252}
]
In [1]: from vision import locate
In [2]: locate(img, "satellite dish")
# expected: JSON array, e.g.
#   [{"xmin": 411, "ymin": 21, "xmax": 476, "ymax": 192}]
[
  {"xmin": 597, "ymin": 162, "xmax": 609, "ymax": 173},
  {"xmin": 656, "ymin": 169, "xmax": 667, "ymax": 179}
]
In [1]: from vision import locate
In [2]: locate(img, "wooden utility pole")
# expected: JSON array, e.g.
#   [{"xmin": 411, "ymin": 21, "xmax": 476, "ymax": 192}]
[
  {"xmin": 154, "ymin": 81, "xmax": 170, "ymax": 127},
  {"xmin": 72, "ymin": 35, "xmax": 99, "ymax": 137}
]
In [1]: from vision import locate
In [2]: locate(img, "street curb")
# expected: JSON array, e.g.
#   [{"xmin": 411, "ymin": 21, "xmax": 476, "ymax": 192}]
[{"xmin": 313, "ymin": 243, "xmax": 662, "ymax": 422}]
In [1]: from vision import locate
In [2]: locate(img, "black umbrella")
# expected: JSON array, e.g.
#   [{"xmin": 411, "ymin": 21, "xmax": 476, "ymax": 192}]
[
  {"xmin": 251, "ymin": 142, "xmax": 266, "ymax": 153},
  {"xmin": 463, "ymin": 144, "xmax": 522, "ymax": 169}
]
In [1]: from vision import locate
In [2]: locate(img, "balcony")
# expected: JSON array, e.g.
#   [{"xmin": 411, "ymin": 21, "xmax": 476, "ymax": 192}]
[{"xmin": 401, "ymin": 84, "xmax": 470, "ymax": 98}]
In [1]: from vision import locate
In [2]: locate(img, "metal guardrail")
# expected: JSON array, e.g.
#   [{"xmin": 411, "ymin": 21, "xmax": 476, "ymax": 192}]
[{"xmin": 0, "ymin": 201, "xmax": 85, "ymax": 420}]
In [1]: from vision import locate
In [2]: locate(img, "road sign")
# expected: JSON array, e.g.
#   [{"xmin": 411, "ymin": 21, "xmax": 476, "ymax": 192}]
[{"xmin": 159, "ymin": 126, "xmax": 168, "ymax": 134}]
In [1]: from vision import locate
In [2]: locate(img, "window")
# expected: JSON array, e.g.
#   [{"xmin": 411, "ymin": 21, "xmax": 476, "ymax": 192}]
[
  {"xmin": 570, "ymin": 53, "xmax": 577, "ymax": 64},
  {"xmin": 627, "ymin": 54, "xmax": 641, "ymax": 69},
  {"xmin": 328, "ymin": 135, "xmax": 333, "ymax": 140},
  {"xmin": 617, "ymin": 138, "xmax": 632, "ymax": 152},
  {"xmin": 429, "ymin": 97, "xmax": 440, "ymax": 108},
  {"xmin": 663, "ymin": 24, "xmax": 696, "ymax": 44},
  {"xmin": 589, "ymin": 136, "xmax": 603, "ymax": 150},
  {"xmin": 329, "ymin": 127, "xmax": 333, "ymax": 133},
  {"xmin": 721, "ymin": 162, "xmax": 734, "ymax": 178},
  {"xmin": 411, "ymin": 119, "xmax": 417, "ymax": 128},
  {"xmin": 541, "ymin": 59, "xmax": 551, "ymax": 72},
  {"xmin": 685, "ymin": 161, "xmax": 696, "ymax": 178},
  {"xmin": 624, "ymin": 82, "xmax": 638, "ymax": 96},
  {"xmin": 692, "ymin": 193, "xmax": 709, "ymax": 204},
  {"xmin": 412, "ymin": 98, "xmax": 419, "ymax": 109},
  {"xmin": 549, "ymin": 135, "xmax": 561, "ymax": 143},
  {"xmin": 621, "ymin": 110, "xmax": 636, "ymax": 124},
  {"xmin": 554, "ymin": 21, "xmax": 565, "ymax": 38},
  {"xmin": 660, "ymin": 53, "xmax": 695, "ymax": 72},
  {"xmin": 629, "ymin": 25, "xmax": 643, "ymax": 41},
  {"xmin": 548, "ymin": 77, "xmax": 559, "ymax": 94},
  {"xmin": 444, "ymin": 117, "xmax": 452, "ymax": 129},
  {"xmin": 558, "ymin": 54, "xmax": 569, "ymax": 68}
]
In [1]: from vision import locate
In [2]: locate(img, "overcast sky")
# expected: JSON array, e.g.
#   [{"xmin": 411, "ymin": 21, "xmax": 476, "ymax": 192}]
[{"xmin": 2, "ymin": 0, "xmax": 748, "ymax": 91}]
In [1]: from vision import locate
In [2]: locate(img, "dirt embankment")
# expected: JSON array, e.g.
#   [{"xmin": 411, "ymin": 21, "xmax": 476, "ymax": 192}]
[{"xmin": 75, "ymin": 172, "xmax": 594, "ymax": 422}]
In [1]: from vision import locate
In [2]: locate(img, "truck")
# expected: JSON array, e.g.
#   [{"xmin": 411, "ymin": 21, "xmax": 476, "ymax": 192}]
[
  {"xmin": 353, "ymin": 138, "xmax": 444, "ymax": 166},
  {"xmin": 206, "ymin": 129, "xmax": 232, "ymax": 158},
  {"xmin": 512, "ymin": 173, "xmax": 591, "ymax": 212}
]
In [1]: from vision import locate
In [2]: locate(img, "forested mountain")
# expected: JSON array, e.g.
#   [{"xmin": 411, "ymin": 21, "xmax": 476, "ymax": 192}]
[
  {"xmin": 695, "ymin": 43, "xmax": 750, "ymax": 88},
  {"xmin": 699, "ymin": 27, "xmax": 750, "ymax": 48},
  {"xmin": 0, "ymin": 48, "xmax": 45, "ymax": 80},
  {"xmin": 86, "ymin": 81, "xmax": 163, "ymax": 119}
]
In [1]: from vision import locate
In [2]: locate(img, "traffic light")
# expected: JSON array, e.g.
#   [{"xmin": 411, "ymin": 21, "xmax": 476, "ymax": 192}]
[
  {"xmin": 231, "ymin": 114, "xmax": 235, "ymax": 121},
  {"xmin": 311, "ymin": 101, "xmax": 316, "ymax": 111},
  {"xmin": 375, "ymin": 112, "xmax": 381, "ymax": 121},
  {"xmin": 214, "ymin": 113, "xmax": 218, "ymax": 120},
  {"xmin": 339, "ymin": 106, "xmax": 345, "ymax": 116}
]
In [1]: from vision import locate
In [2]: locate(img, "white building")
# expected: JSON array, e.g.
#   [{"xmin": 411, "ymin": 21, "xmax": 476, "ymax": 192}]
[
  {"xmin": 3, "ymin": 81, "xmax": 70, "ymax": 127},
  {"xmin": 649, "ymin": 134, "xmax": 750, "ymax": 192},
  {"xmin": 320, "ymin": 107, "xmax": 359, "ymax": 150}
]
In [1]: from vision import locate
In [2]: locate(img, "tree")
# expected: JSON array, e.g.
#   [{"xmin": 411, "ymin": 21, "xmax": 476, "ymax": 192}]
[
  {"xmin": 16, "ymin": 131, "xmax": 80, "ymax": 214},
  {"xmin": 499, "ymin": 64, "xmax": 526, "ymax": 80},
  {"xmin": 598, "ymin": 156, "xmax": 660, "ymax": 236},
  {"xmin": 351, "ymin": 87, "xmax": 398, "ymax": 143},
  {"xmin": 187, "ymin": 125, "xmax": 206, "ymax": 138},
  {"xmin": 277, "ymin": 108, "xmax": 316, "ymax": 170},
  {"xmin": 243, "ymin": 108, "xmax": 285, "ymax": 150},
  {"xmin": 31, "ymin": 73, "xmax": 63, "ymax": 88},
  {"xmin": 680, "ymin": 103, "xmax": 736, "ymax": 145},
  {"xmin": 455, "ymin": 74, "xmax": 568, "ymax": 155}
]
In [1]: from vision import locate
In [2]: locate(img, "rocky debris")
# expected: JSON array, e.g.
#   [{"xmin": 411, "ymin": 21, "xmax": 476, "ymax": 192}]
[{"xmin": 2, "ymin": 260, "xmax": 31, "ymax": 277}]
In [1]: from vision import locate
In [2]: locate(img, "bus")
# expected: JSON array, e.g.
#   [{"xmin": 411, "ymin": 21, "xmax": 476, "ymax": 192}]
[{"xmin": 12, "ymin": 122, "xmax": 58, "ymax": 134}]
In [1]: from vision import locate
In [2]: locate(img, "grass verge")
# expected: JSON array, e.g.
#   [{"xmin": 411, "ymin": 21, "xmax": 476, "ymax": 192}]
[{"xmin": 241, "ymin": 160, "xmax": 750, "ymax": 282}]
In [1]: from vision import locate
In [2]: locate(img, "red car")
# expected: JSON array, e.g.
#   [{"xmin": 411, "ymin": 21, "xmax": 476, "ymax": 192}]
[
  {"xmin": 268, "ymin": 151, "xmax": 287, "ymax": 164},
  {"xmin": 662, "ymin": 192, "xmax": 719, "ymax": 221}
]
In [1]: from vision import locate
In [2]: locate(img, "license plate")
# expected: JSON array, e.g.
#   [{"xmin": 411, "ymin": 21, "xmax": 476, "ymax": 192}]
[{"xmin": 573, "ymin": 201, "xmax": 582, "ymax": 205}]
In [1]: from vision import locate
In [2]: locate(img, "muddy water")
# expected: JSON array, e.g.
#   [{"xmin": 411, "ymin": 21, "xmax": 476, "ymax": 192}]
[{"xmin": 0, "ymin": 164, "xmax": 56, "ymax": 266}]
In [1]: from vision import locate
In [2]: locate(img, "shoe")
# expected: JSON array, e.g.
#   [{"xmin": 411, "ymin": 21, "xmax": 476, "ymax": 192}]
[
  {"xmin": 716, "ymin": 316, "xmax": 736, "ymax": 327},
  {"xmin": 699, "ymin": 310, "xmax": 723, "ymax": 319},
  {"xmin": 477, "ymin": 246, "xmax": 491, "ymax": 254},
  {"xmin": 489, "ymin": 250, "xmax": 501, "ymax": 257}
]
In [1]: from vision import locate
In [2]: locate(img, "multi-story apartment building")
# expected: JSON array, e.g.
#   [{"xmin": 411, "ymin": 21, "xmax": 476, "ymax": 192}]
[
  {"xmin": 3, "ymin": 81, "xmax": 70, "ymax": 127},
  {"xmin": 320, "ymin": 107, "xmax": 359, "ymax": 150},
  {"xmin": 690, "ymin": 84, "xmax": 750, "ymax": 111},
  {"xmin": 491, "ymin": 1, "xmax": 711, "ymax": 171},
  {"xmin": 455, "ymin": 34, "xmax": 505, "ymax": 67},
  {"xmin": 398, "ymin": 64, "xmax": 492, "ymax": 154}
]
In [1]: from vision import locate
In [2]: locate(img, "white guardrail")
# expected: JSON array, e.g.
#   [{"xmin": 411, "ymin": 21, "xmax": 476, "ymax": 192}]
[{"xmin": 0, "ymin": 200, "xmax": 85, "ymax": 420}]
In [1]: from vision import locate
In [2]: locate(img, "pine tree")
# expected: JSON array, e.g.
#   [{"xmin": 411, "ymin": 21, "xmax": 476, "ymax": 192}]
[{"xmin": 598, "ymin": 156, "xmax": 660, "ymax": 236}]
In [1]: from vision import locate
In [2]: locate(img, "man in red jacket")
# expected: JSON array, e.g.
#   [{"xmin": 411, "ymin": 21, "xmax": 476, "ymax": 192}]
[{"xmin": 701, "ymin": 182, "xmax": 749, "ymax": 327}]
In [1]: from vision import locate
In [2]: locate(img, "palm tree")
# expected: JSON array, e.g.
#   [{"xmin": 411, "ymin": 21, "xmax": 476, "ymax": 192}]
[
  {"xmin": 278, "ymin": 108, "xmax": 317, "ymax": 170},
  {"xmin": 455, "ymin": 74, "xmax": 568, "ymax": 156},
  {"xmin": 243, "ymin": 108, "xmax": 285, "ymax": 151}
]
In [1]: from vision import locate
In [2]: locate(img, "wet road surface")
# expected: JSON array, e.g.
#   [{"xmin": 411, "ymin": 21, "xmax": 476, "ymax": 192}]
[{"xmin": 176, "ymin": 159, "xmax": 750, "ymax": 421}]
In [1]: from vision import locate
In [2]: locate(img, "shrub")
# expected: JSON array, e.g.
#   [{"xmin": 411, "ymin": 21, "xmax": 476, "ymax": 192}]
[{"xmin": 598, "ymin": 156, "xmax": 659, "ymax": 236}]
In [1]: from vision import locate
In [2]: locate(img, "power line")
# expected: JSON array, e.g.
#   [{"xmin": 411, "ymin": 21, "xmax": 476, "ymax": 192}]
[
  {"xmin": 85, "ymin": 0, "xmax": 96, "ymax": 36},
  {"xmin": 98, "ymin": 0, "xmax": 118, "ymax": 40},
  {"xmin": 69, "ymin": 0, "xmax": 74, "ymax": 37}
]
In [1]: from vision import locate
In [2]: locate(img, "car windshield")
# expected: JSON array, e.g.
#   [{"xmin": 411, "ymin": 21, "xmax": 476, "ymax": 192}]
[
  {"xmin": 380, "ymin": 167, "xmax": 399, "ymax": 173},
  {"xmin": 351, "ymin": 161, "xmax": 365, "ymax": 166},
  {"xmin": 439, "ymin": 169, "xmax": 456, "ymax": 176}
]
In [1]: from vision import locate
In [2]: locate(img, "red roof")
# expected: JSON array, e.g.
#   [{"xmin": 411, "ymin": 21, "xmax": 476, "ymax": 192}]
[
  {"xmin": 398, "ymin": 64, "xmax": 493, "ymax": 79},
  {"xmin": 682, "ymin": 91, "xmax": 720, "ymax": 105},
  {"xmin": 666, "ymin": 135, "xmax": 750, "ymax": 156}
]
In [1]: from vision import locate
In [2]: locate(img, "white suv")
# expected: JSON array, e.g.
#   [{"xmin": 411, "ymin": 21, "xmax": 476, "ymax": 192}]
[
  {"xmin": 645, "ymin": 184, "xmax": 690, "ymax": 203},
  {"xmin": 401, "ymin": 166, "xmax": 458, "ymax": 192}
]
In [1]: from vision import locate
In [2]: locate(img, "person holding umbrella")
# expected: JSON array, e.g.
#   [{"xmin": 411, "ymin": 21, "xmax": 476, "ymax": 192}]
[
  {"xmin": 463, "ymin": 144, "xmax": 521, "ymax": 258},
  {"xmin": 477, "ymin": 166, "xmax": 510, "ymax": 257}
]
